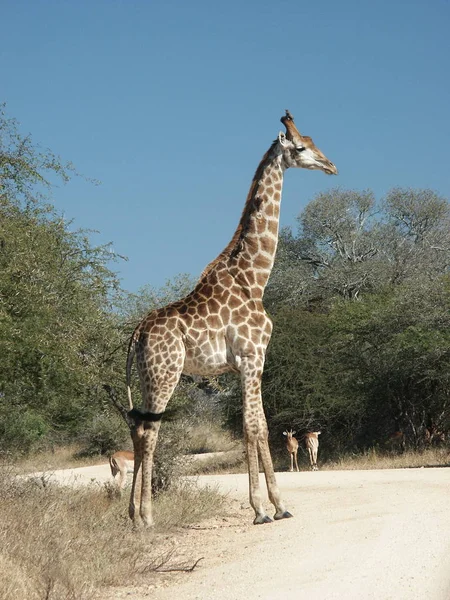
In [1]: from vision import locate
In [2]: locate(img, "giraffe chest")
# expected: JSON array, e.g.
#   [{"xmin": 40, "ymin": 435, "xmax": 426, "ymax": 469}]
[{"xmin": 179, "ymin": 303, "xmax": 272, "ymax": 376}]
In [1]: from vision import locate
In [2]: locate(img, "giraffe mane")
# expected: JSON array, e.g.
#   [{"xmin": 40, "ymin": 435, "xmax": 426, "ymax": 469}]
[{"xmin": 198, "ymin": 139, "xmax": 280, "ymax": 281}]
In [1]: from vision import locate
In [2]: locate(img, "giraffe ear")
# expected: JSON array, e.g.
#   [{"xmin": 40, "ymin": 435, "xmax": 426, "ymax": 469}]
[{"xmin": 278, "ymin": 131, "xmax": 288, "ymax": 146}]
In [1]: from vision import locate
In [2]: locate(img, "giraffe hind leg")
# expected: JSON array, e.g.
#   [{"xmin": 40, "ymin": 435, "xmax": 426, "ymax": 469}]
[
  {"xmin": 130, "ymin": 343, "xmax": 185, "ymax": 527},
  {"xmin": 258, "ymin": 436, "xmax": 293, "ymax": 521},
  {"xmin": 129, "ymin": 425, "xmax": 143, "ymax": 523},
  {"xmin": 128, "ymin": 408, "xmax": 165, "ymax": 422}
]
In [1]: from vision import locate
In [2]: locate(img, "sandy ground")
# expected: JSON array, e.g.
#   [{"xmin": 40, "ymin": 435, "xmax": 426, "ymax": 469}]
[{"xmin": 27, "ymin": 464, "xmax": 450, "ymax": 600}]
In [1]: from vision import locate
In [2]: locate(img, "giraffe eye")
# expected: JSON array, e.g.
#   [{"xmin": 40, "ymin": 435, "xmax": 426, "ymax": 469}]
[{"xmin": 296, "ymin": 146, "xmax": 305, "ymax": 153}]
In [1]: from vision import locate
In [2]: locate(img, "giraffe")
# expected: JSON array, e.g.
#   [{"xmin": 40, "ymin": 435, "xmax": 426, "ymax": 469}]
[{"xmin": 126, "ymin": 110, "xmax": 337, "ymax": 527}]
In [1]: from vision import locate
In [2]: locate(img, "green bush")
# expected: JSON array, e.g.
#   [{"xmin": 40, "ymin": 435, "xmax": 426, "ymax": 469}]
[
  {"xmin": 153, "ymin": 422, "xmax": 191, "ymax": 494},
  {"xmin": 78, "ymin": 413, "xmax": 129, "ymax": 456},
  {"xmin": 0, "ymin": 407, "xmax": 49, "ymax": 455}
]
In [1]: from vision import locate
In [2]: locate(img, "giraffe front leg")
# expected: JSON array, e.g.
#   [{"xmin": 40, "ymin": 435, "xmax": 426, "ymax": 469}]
[
  {"xmin": 245, "ymin": 430, "xmax": 272, "ymax": 524},
  {"xmin": 241, "ymin": 355, "xmax": 291, "ymax": 524},
  {"xmin": 241, "ymin": 357, "xmax": 272, "ymax": 524},
  {"xmin": 258, "ymin": 435, "xmax": 293, "ymax": 521}
]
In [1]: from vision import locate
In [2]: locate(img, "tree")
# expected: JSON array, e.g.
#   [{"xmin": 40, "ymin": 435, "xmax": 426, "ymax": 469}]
[
  {"xmin": 264, "ymin": 227, "xmax": 316, "ymax": 309},
  {"xmin": 297, "ymin": 188, "xmax": 380, "ymax": 300},
  {"xmin": 328, "ymin": 276, "xmax": 450, "ymax": 446},
  {"xmin": 267, "ymin": 187, "xmax": 450, "ymax": 305},
  {"xmin": 0, "ymin": 106, "xmax": 124, "ymax": 452},
  {"xmin": 0, "ymin": 196, "xmax": 127, "ymax": 449},
  {"xmin": 381, "ymin": 188, "xmax": 450, "ymax": 285},
  {"xmin": 117, "ymin": 272, "xmax": 196, "ymax": 325},
  {"xmin": 0, "ymin": 103, "xmax": 77, "ymax": 209}
]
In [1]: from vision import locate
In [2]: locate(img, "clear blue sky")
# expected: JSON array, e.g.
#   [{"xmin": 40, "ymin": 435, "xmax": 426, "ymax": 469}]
[{"xmin": 3, "ymin": 0, "xmax": 450, "ymax": 293}]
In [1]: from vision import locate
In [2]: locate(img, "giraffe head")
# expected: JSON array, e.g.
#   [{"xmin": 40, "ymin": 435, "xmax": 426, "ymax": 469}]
[{"xmin": 278, "ymin": 110, "xmax": 337, "ymax": 175}]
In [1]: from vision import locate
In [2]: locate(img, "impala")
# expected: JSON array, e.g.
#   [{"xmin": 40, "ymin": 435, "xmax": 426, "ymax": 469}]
[
  {"xmin": 109, "ymin": 450, "xmax": 134, "ymax": 493},
  {"xmin": 384, "ymin": 431, "xmax": 406, "ymax": 453},
  {"xmin": 283, "ymin": 430, "xmax": 299, "ymax": 472},
  {"xmin": 304, "ymin": 432, "xmax": 321, "ymax": 471},
  {"xmin": 424, "ymin": 426, "xmax": 446, "ymax": 446}
]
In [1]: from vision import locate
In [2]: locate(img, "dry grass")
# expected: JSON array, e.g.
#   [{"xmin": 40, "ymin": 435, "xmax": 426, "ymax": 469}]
[
  {"xmin": 6, "ymin": 444, "xmax": 112, "ymax": 474},
  {"xmin": 181, "ymin": 421, "xmax": 246, "ymax": 475},
  {"xmin": 186, "ymin": 448, "xmax": 247, "ymax": 475},
  {"xmin": 185, "ymin": 422, "xmax": 239, "ymax": 454},
  {"xmin": 324, "ymin": 446, "xmax": 450, "ymax": 471},
  {"xmin": 0, "ymin": 468, "xmax": 224, "ymax": 600},
  {"xmin": 186, "ymin": 434, "xmax": 449, "ymax": 474},
  {"xmin": 274, "ymin": 444, "xmax": 450, "ymax": 473}
]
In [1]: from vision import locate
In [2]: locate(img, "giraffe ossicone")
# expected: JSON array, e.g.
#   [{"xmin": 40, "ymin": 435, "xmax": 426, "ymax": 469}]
[{"xmin": 126, "ymin": 110, "xmax": 337, "ymax": 527}]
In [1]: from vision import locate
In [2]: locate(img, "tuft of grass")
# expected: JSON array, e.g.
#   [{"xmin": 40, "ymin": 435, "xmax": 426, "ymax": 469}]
[
  {"xmin": 186, "ymin": 449, "xmax": 247, "ymax": 475},
  {"xmin": 185, "ymin": 422, "xmax": 239, "ymax": 454},
  {"xmin": 154, "ymin": 480, "xmax": 225, "ymax": 529},
  {"xmin": 0, "ymin": 468, "xmax": 224, "ymax": 600}
]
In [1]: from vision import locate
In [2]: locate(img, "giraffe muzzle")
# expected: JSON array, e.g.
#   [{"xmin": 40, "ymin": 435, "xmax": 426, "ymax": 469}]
[{"xmin": 323, "ymin": 162, "xmax": 338, "ymax": 175}]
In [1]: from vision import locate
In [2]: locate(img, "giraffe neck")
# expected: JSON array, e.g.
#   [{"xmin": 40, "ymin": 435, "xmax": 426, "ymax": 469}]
[{"xmin": 201, "ymin": 141, "xmax": 286, "ymax": 299}]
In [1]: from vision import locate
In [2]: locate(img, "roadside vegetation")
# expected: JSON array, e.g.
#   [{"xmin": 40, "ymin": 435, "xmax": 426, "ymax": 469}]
[
  {"xmin": 0, "ymin": 468, "xmax": 224, "ymax": 600},
  {"xmin": 325, "ymin": 446, "xmax": 449, "ymax": 471},
  {"xmin": 274, "ymin": 445, "xmax": 449, "ymax": 473}
]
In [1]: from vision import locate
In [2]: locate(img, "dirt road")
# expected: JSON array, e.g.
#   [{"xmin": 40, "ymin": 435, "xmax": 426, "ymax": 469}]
[{"xmin": 31, "ymin": 464, "xmax": 450, "ymax": 599}]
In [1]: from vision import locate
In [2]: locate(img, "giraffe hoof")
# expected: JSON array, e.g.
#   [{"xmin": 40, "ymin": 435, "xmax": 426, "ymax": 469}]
[
  {"xmin": 253, "ymin": 514, "xmax": 273, "ymax": 525},
  {"xmin": 274, "ymin": 511, "xmax": 294, "ymax": 520}
]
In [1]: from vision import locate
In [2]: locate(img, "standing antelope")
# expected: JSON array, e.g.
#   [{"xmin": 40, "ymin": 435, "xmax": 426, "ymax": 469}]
[
  {"xmin": 283, "ymin": 430, "xmax": 299, "ymax": 472},
  {"xmin": 109, "ymin": 450, "xmax": 134, "ymax": 493},
  {"xmin": 424, "ymin": 426, "xmax": 446, "ymax": 446},
  {"xmin": 305, "ymin": 432, "xmax": 321, "ymax": 471},
  {"xmin": 384, "ymin": 431, "xmax": 406, "ymax": 453}
]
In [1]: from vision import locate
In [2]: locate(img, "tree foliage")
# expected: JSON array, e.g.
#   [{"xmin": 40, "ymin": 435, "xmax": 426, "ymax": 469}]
[
  {"xmin": 267, "ymin": 187, "xmax": 450, "ymax": 306},
  {"xmin": 0, "ymin": 107, "xmax": 124, "ymax": 452},
  {"xmin": 328, "ymin": 277, "xmax": 450, "ymax": 446},
  {"xmin": 0, "ymin": 103, "xmax": 77, "ymax": 209}
]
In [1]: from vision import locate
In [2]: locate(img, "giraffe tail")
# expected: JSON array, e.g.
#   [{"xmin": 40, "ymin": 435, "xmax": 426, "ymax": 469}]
[{"xmin": 126, "ymin": 331, "xmax": 139, "ymax": 411}]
